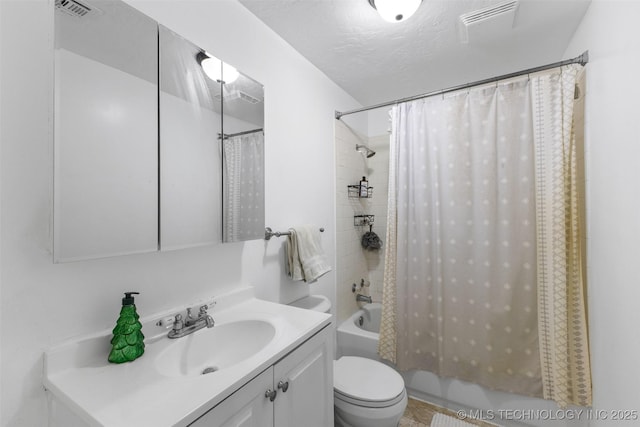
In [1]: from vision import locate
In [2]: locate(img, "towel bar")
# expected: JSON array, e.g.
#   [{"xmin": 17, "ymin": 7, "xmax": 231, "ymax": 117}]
[{"xmin": 265, "ymin": 227, "xmax": 325, "ymax": 240}]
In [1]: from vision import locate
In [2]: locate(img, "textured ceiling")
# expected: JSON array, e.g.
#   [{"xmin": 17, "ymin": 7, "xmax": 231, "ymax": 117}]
[{"xmin": 238, "ymin": 0, "xmax": 591, "ymax": 106}]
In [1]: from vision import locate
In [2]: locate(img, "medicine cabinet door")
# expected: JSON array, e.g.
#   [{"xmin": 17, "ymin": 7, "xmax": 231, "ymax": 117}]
[
  {"xmin": 53, "ymin": 0, "xmax": 159, "ymax": 262},
  {"xmin": 158, "ymin": 25, "xmax": 223, "ymax": 250}
]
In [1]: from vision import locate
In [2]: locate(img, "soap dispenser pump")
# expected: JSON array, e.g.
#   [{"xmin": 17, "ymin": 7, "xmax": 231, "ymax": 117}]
[{"xmin": 108, "ymin": 292, "xmax": 145, "ymax": 364}]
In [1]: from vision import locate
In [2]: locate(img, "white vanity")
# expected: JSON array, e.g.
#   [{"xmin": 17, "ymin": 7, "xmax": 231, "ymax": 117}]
[{"xmin": 44, "ymin": 287, "xmax": 333, "ymax": 426}]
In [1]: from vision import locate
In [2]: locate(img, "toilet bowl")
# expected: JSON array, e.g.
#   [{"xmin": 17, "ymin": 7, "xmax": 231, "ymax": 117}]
[
  {"xmin": 287, "ymin": 295, "xmax": 407, "ymax": 427},
  {"xmin": 333, "ymin": 356, "xmax": 407, "ymax": 427}
]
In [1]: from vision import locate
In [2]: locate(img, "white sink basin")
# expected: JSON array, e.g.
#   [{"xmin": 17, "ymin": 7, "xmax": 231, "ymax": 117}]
[
  {"xmin": 44, "ymin": 288, "xmax": 332, "ymax": 427},
  {"xmin": 155, "ymin": 319, "xmax": 276, "ymax": 377}
]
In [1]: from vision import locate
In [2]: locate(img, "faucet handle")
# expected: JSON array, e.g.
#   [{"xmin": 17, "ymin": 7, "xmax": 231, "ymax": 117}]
[
  {"xmin": 199, "ymin": 304, "xmax": 215, "ymax": 328},
  {"xmin": 200, "ymin": 301, "xmax": 216, "ymax": 314},
  {"xmin": 172, "ymin": 313, "xmax": 184, "ymax": 331},
  {"xmin": 198, "ymin": 305, "xmax": 208, "ymax": 317}
]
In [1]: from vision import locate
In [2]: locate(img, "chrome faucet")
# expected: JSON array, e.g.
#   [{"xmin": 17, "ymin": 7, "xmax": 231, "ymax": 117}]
[
  {"xmin": 356, "ymin": 294, "xmax": 372, "ymax": 304},
  {"xmin": 168, "ymin": 304, "xmax": 215, "ymax": 339}
]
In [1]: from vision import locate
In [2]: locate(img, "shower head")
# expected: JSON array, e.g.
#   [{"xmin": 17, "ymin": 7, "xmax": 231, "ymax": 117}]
[{"xmin": 356, "ymin": 144, "xmax": 376, "ymax": 158}]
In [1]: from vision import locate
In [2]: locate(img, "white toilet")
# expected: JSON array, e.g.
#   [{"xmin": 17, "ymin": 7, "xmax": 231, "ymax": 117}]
[
  {"xmin": 288, "ymin": 295, "xmax": 408, "ymax": 427},
  {"xmin": 334, "ymin": 356, "xmax": 407, "ymax": 427}
]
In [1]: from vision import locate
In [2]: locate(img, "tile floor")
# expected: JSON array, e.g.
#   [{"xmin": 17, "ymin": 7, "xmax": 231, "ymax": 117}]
[{"xmin": 400, "ymin": 398, "xmax": 497, "ymax": 427}]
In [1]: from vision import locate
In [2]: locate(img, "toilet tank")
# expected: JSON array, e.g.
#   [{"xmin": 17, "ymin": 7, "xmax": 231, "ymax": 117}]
[{"xmin": 287, "ymin": 294, "xmax": 332, "ymax": 314}]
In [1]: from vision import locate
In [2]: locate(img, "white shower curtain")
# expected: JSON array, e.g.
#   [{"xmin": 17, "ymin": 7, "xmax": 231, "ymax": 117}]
[
  {"xmin": 379, "ymin": 65, "xmax": 591, "ymax": 405},
  {"xmin": 223, "ymin": 131, "xmax": 265, "ymax": 242}
]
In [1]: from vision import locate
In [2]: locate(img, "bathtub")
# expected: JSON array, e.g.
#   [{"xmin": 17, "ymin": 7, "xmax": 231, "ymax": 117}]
[
  {"xmin": 337, "ymin": 303, "xmax": 383, "ymax": 362},
  {"xmin": 337, "ymin": 303, "xmax": 584, "ymax": 427}
]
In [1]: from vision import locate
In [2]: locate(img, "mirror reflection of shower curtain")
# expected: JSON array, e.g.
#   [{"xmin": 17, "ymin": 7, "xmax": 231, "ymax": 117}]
[
  {"xmin": 223, "ymin": 132, "xmax": 265, "ymax": 242},
  {"xmin": 379, "ymin": 65, "xmax": 590, "ymax": 405}
]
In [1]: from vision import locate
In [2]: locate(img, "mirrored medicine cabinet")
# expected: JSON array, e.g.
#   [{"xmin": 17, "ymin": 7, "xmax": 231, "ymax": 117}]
[{"xmin": 53, "ymin": 0, "xmax": 265, "ymax": 262}]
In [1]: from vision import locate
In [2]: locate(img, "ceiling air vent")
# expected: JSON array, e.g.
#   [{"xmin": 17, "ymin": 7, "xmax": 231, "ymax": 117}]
[
  {"xmin": 55, "ymin": 0, "xmax": 99, "ymax": 18},
  {"xmin": 459, "ymin": 1, "xmax": 519, "ymax": 44},
  {"xmin": 216, "ymin": 91, "xmax": 262, "ymax": 104},
  {"xmin": 238, "ymin": 91, "xmax": 261, "ymax": 105}
]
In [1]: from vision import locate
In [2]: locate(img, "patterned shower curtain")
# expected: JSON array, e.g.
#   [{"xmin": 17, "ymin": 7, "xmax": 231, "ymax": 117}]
[
  {"xmin": 223, "ymin": 131, "xmax": 265, "ymax": 242},
  {"xmin": 531, "ymin": 67, "xmax": 591, "ymax": 407},
  {"xmin": 378, "ymin": 65, "xmax": 591, "ymax": 406}
]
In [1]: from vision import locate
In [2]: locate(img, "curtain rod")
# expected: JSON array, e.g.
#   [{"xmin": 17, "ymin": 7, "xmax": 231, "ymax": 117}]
[
  {"xmin": 335, "ymin": 51, "xmax": 589, "ymax": 120},
  {"xmin": 217, "ymin": 128, "xmax": 264, "ymax": 140}
]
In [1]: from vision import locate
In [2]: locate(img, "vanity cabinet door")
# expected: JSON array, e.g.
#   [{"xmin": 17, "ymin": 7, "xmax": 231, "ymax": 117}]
[
  {"xmin": 189, "ymin": 368, "xmax": 273, "ymax": 427},
  {"xmin": 273, "ymin": 326, "xmax": 333, "ymax": 427},
  {"xmin": 189, "ymin": 325, "xmax": 332, "ymax": 427}
]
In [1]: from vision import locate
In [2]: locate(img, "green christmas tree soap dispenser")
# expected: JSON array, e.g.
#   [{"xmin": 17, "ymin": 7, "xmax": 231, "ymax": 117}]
[{"xmin": 108, "ymin": 292, "xmax": 145, "ymax": 364}]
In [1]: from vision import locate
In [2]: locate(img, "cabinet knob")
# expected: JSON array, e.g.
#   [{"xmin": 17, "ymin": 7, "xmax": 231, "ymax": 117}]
[
  {"xmin": 265, "ymin": 389, "xmax": 277, "ymax": 402},
  {"xmin": 277, "ymin": 380, "xmax": 289, "ymax": 393}
]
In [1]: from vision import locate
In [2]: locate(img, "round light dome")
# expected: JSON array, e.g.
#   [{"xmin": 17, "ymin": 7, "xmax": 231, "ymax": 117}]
[
  {"xmin": 199, "ymin": 53, "xmax": 239, "ymax": 84},
  {"xmin": 222, "ymin": 62, "xmax": 239, "ymax": 84},
  {"xmin": 370, "ymin": 0, "xmax": 422, "ymax": 23}
]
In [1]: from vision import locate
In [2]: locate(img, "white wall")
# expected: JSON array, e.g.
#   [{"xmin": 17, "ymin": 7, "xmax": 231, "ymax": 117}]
[
  {"xmin": 563, "ymin": 1, "xmax": 640, "ymax": 424},
  {"xmin": 0, "ymin": 0, "xmax": 361, "ymax": 425},
  {"xmin": 367, "ymin": 107, "xmax": 392, "ymax": 138}
]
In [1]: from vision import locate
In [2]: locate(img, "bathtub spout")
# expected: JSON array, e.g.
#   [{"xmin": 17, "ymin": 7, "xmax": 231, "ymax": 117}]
[{"xmin": 356, "ymin": 294, "xmax": 372, "ymax": 304}]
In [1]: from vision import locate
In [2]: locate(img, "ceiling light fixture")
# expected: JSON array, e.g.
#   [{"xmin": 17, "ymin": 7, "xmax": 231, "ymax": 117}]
[
  {"xmin": 368, "ymin": 0, "xmax": 422, "ymax": 23},
  {"xmin": 196, "ymin": 52, "xmax": 239, "ymax": 84}
]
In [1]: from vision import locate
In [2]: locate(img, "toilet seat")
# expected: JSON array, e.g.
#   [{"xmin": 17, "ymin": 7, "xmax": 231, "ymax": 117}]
[
  {"xmin": 334, "ymin": 356, "xmax": 405, "ymax": 408},
  {"xmin": 334, "ymin": 388, "xmax": 406, "ymax": 408}
]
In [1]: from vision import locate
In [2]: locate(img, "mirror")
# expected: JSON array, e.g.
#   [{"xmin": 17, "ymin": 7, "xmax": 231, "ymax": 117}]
[
  {"xmin": 53, "ymin": 0, "xmax": 266, "ymax": 261},
  {"xmin": 158, "ymin": 25, "xmax": 265, "ymax": 247},
  {"xmin": 159, "ymin": 25, "xmax": 222, "ymax": 250},
  {"xmin": 221, "ymin": 72, "xmax": 265, "ymax": 242},
  {"xmin": 53, "ymin": 0, "xmax": 159, "ymax": 262}
]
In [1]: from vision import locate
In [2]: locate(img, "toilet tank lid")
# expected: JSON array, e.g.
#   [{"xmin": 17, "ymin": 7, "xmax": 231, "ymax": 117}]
[
  {"xmin": 287, "ymin": 294, "xmax": 331, "ymax": 313},
  {"xmin": 334, "ymin": 356, "xmax": 405, "ymax": 402}
]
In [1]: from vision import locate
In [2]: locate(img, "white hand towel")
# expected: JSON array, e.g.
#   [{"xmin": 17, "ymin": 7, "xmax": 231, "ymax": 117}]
[
  {"xmin": 286, "ymin": 225, "xmax": 331, "ymax": 283},
  {"xmin": 286, "ymin": 229, "xmax": 304, "ymax": 281}
]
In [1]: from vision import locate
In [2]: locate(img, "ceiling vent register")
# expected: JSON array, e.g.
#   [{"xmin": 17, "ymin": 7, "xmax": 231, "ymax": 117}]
[
  {"xmin": 215, "ymin": 91, "xmax": 262, "ymax": 104},
  {"xmin": 55, "ymin": 0, "xmax": 101, "ymax": 18},
  {"xmin": 459, "ymin": 1, "xmax": 519, "ymax": 44}
]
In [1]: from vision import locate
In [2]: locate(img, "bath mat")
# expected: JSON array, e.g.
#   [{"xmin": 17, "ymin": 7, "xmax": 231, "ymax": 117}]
[{"xmin": 430, "ymin": 413, "xmax": 477, "ymax": 427}]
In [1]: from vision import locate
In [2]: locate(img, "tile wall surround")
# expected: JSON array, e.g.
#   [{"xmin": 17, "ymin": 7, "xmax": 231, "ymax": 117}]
[{"xmin": 335, "ymin": 119, "xmax": 390, "ymax": 324}]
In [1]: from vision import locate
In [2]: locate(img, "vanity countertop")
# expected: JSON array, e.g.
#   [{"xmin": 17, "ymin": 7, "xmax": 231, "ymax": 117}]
[{"xmin": 44, "ymin": 287, "xmax": 331, "ymax": 426}]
